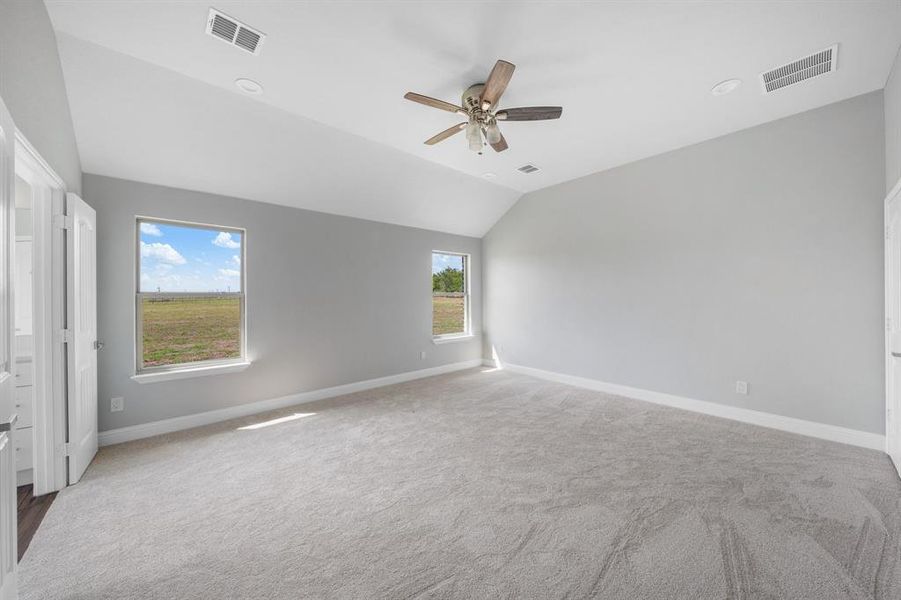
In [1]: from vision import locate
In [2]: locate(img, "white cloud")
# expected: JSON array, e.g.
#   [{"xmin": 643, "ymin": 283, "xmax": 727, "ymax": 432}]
[
  {"xmin": 140, "ymin": 241, "xmax": 186, "ymax": 265},
  {"xmin": 218, "ymin": 269, "xmax": 240, "ymax": 278},
  {"xmin": 232, "ymin": 255, "xmax": 241, "ymax": 267},
  {"xmin": 213, "ymin": 232, "xmax": 240, "ymax": 249},
  {"xmin": 140, "ymin": 222, "xmax": 163, "ymax": 236}
]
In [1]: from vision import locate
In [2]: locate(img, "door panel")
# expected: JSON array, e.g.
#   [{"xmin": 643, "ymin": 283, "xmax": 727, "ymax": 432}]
[
  {"xmin": 66, "ymin": 193, "xmax": 97, "ymax": 484},
  {"xmin": 0, "ymin": 96, "xmax": 18, "ymax": 600}
]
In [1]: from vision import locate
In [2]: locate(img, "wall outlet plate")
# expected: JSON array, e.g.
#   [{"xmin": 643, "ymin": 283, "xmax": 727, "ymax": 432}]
[
  {"xmin": 111, "ymin": 397, "xmax": 125, "ymax": 412},
  {"xmin": 735, "ymin": 381, "xmax": 750, "ymax": 395}
]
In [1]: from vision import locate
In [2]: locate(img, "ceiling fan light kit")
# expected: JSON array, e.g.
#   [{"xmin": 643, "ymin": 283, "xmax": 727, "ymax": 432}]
[
  {"xmin": 404, "ymin": 59, "xmax": 562, "ymax": 153},
  {"xmin": 486, "ymin": 120, "xmax": 502, "ymax": 145},
  {"xmin": 466, "ymin": 121, "xmax": 482, "ymax": 151}
]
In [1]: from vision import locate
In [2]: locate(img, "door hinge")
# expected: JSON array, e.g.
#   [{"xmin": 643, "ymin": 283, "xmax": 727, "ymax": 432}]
[
  {"xmin": 60, "ymin": 442, "xmax": 72, "ymax": 457},
  {"xmin": 888, "ymin": 317, "xmax": 892, "ymax": 332},
  {"xmin": 53, "ymin": 214, "xmax": 74, "ymax": 230},
  {"xmin": 56, "ymin": 328, "xmax": 73, "ymax": 343}
]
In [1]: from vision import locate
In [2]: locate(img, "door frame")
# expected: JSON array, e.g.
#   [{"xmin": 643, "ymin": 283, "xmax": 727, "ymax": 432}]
[
  {"xmin": 14, "ymin": 132, "xmax": 67, "ymax": 494},
  {"xmin": 884, "ymin": 175, "xmax": 901, "ymax": 477},
  {"xmin": 0, "ymin": 92, "xmax": 17, "ymax": 600}
]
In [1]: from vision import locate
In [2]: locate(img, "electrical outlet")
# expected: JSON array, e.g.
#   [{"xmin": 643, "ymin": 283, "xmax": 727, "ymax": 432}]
[
  {"xmin": 110, "ymin": 397, "xmax": 125, "ymax": 412},
  {"xmin": 735, "ymin": 381, "xmax": 749, "ymax": 395},
  {"xmin": 420, "ymin": 351, "xmax": 426, "ymax": 360}
]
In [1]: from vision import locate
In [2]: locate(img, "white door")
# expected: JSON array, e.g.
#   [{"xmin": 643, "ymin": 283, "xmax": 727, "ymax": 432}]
[
  {"xmin": 885, "ymin": 179, "xmax": 901, "ymax": 478},
  {"xmin": 65, "ymin": 193, "xmax": 97, "ymax": 484},
  {"xmin": 0, "ymin": 98, "xmax": 19, "ymax": 600}
]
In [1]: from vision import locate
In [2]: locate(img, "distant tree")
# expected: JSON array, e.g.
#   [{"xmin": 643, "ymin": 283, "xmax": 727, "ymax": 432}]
[{"xmin": 432, "ymin": 267, "xmax": 463, "ymax": 293}]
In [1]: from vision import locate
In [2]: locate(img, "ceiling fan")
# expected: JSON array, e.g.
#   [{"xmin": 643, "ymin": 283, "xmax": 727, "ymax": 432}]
[{"xmin": 404, "ymin": 59, "xmax": 562, "ymax": 153}]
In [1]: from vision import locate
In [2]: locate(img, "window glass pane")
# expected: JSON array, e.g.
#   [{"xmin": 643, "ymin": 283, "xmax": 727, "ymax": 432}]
[
  {"xmin": 432, "ymin": 252, "xmax": 466, "ymax": 336},
  {"xmin": 141, "ymin": 296, "xmax": 241, "ymax": 367},
  {"xmin": 138, "ymin": 219, "xmax": 244, "ymax": 370},
  {"xmin": 139, "ymin": 220, "xmax": 242, "ymax": 293}
]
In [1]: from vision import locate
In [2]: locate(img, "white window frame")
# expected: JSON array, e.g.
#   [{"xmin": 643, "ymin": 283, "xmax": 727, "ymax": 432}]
[
  {"xmin": 134, "ymin": 217, "xmax": 247, "ymax": 378},
  {"xmin": 431, "ymin": 250, "xmax": 471, "ymax": 342}
]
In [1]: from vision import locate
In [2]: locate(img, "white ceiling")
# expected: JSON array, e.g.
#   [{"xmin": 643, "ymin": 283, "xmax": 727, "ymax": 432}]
[
  {"xmin": 52, "ymin": 34, "xmax": 520, "ymax": 237},
  {"xmin": 46, "ymin": 1, "xmax": 901, "ymax": 235}
]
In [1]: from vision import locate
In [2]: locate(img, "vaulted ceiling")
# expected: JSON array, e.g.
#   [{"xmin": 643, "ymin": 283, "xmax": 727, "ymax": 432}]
[{"xmin": 46, "ymin": 1, "xmax": 901, "ymax": 236}]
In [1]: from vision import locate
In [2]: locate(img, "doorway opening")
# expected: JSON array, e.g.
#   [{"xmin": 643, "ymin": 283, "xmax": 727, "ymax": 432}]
[{"xmin": 12, "ymin": 135, "xmax": 70, "ymax": 561}]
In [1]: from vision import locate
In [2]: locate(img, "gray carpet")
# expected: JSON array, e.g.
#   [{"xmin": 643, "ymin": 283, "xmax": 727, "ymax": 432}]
[{"xmin": 18, "ymin": 368, "xmax": 901, "ymax": 599}]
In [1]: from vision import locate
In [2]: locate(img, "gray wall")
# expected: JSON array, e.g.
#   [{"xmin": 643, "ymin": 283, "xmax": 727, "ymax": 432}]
[
  {"xmin": 85, "ymin": 174, "xmax": 482, "ymax": 432},
  {"xmin": 0, "ymin": 0, "xmax": 82, "ymax": 194},
  {"xmin": 484, "ymin": 91, "xmax": 886, "ymax": 435},
  {"xmin": 887, "ymin": 45, "xmax": 901, "ymax": 193}
]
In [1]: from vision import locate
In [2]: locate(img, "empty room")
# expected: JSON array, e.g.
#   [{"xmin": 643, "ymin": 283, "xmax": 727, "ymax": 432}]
[{"xmin": 1, "ymin": 0, "xmax": 901, "ymax": 598}]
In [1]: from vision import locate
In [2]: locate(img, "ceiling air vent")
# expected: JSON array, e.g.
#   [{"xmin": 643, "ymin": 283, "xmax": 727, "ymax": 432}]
[
  {"xmin": 760, "ymin": 45, "xmax": 837, "ymax": 93},
  {"xmin": 518, "ymin": 164, "xmax": 540, "ymax": 174},
  {"xmin": 206, "ymin": 9, "xmax": 265, "ymax": 55}
]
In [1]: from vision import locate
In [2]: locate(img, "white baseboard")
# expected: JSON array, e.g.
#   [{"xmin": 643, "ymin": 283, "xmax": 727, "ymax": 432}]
[
  {"xmin": 100, "ymin": 357, "xmax": 885, "ymax": 453},
  {"xmin": 98, "ymin": 359, "xmax": 483, "ymax": 447},
  {"xmin": 500, "ymin": 361, "xmax": 886, "ymax": 452}
]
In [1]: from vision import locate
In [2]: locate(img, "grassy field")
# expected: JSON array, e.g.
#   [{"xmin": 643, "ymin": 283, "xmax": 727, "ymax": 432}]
[
  {"xmin": 142, "ymin": 296, "xmax": 241, "ymax": 367},
  {"xmin": 432, "ymin": 295, "xmax": 465, "ymax": 336}
]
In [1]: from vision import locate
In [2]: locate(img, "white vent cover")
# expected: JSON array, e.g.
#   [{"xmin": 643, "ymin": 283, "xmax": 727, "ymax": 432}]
[
  {"xmin": 759, "ymin": 45, "xmax": 837, "ymax": 93},
  {"xmin": 518, "ymin": 164, "xmax": 540, "ymax": 174},
  {"xmin": 206, "ymin": 9, "xmax": 265, "ymax": 55}
]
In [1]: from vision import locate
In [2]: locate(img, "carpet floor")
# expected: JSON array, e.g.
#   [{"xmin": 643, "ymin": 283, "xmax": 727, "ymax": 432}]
[{"xmin": 18, "ymin": 368, "xmax": 901, "ymax": 599}]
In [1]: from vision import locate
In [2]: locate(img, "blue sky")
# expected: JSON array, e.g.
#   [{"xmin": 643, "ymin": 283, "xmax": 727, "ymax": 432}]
[
  {"xmin": 432, "ymin": 252, "xmax": 464, "ymax": 274},
  {"xmin": 139, "ymin": 221, "xmax": 242, "ymax": 292}
]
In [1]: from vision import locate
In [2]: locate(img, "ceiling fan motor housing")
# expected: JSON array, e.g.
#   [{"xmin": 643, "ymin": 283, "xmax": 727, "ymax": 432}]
[{"xmin": 463, "ymin": 84, "xmax": 490, "ymax": 124}]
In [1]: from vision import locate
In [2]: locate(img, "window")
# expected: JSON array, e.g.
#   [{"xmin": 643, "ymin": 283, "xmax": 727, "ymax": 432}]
[
  {"xmin": 432, "ymin": 251, "xmax": 469, "ymax": 339},
  {"xmin": 136, "ymin": 218, "xmax": 245, "ymax": 374}
]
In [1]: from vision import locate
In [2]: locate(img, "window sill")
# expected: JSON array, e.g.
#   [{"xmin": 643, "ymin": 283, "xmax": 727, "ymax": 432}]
[
  {"xmin": 432, "ymin": 334, "xmax": 476, "ymax": 345},
  {"xmin": 132, "ymin": 361, "xmax": 251, "ymax": 384}
]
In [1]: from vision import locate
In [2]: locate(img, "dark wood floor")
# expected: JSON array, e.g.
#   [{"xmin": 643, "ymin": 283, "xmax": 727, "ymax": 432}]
[{"xmin": 17, "ymin": 484, "xmax": 57, "ymax": 562}]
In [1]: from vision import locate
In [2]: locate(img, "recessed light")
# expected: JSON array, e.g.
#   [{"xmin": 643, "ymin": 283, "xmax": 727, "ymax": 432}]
[
  {"xmin": 482, "ymin": 172, "xmax": 496, "ymax": 179},
  {"xmin": 711, "ymin": 79, "xmax": 742, "ymax": 96},
  {"xmin": 235, "ymin": 78, "xmax": 263, "ymax": 95}
]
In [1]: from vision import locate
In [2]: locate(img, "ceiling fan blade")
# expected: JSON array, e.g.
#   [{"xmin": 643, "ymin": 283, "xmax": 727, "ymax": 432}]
[
  {"xmin": 404, "ymin": 92, "xmax": 465, "ymax": 114},
  {"xmin": 480, "ymin": 60, "xmax": 515, "ymax": 110},
  {"xmin": 496, "ymin": 106, "xmax": 563, "ymax": 121},
  {"xmin": 489, "ymin": 130, "xmax": 509, "ymax": 152},
  {"xmin": 425, "ymin": 122, "xmax": 467, "ymax": 145}
]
